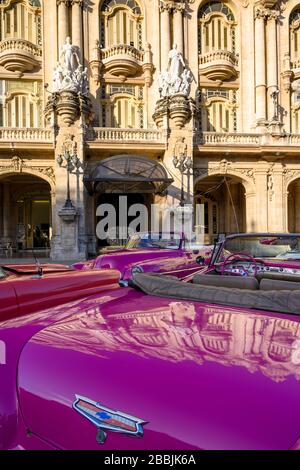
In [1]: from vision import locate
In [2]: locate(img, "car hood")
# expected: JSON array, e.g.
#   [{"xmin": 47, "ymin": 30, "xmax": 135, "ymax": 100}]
[
  {"xmin": 16, "ymin": 287, "xmax": 300, "ymax": 450},
  {"xmin": 94, "ymin": 249, "xmax": 180, "ymax": 272}
]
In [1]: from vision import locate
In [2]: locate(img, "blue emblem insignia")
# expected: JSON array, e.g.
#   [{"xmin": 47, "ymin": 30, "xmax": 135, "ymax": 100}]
[{"xmin": 73, "ymin": 395, "xmax": 147, "ymax": 444}]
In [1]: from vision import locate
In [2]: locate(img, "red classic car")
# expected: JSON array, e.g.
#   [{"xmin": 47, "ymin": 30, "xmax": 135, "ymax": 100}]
[
  {"xmin": 0, "ymin": 263, "xmax": 120, "ymax": 321},
  {"xmin": 1, "ymin": 233, "xmax": 300, "ymax": 450}
]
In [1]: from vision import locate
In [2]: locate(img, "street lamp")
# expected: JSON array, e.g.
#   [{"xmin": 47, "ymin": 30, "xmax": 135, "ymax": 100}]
[
  {"xmin": 173, "ymin": 147, "xmax": 193, "ymax": 206},
  {"xmin": 57, "ymin": 147, "xmax": 83, "ymax": 209}
]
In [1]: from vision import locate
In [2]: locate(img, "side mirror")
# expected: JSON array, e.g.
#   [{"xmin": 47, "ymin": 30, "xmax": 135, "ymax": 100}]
[{"xmin": 196, "ymin": 255, "xmax": 205, "ymax": 265}]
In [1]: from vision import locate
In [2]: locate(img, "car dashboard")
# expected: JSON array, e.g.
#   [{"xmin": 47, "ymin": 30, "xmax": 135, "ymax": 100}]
[{"xmin": 221, "ymin": 261, "xmax": 300, "ymax": 277}]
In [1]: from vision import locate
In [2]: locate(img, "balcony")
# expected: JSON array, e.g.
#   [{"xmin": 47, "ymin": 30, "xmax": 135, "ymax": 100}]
[
  {"xmin": 199, "ymin": 50, "xmax": 239, "ymax": 81},
  {"xmin": 196, "ymin": 132, "xmax": 300, "ymax": 155},
  {"xmin": 86, "ymin": 127, "xmax": 167, "ymax": 151},
  {"xmin": 101, "ymin": 44, "xmax": 144, "ymax": 78},
  {"xmin": 0, "ymin": 38, "xmax": 42, "ymax": 73}
]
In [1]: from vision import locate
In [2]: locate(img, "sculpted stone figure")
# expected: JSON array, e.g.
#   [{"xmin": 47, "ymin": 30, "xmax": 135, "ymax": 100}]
[
  {"xmin": 60, "ymin": 37, "xmax": 80, "ymax": 73},
  {"xmin": 52, "ymin": 37, "xmax": 88, "ymax": 95},
  {"xmin": 158, "ymin": 44, "xmax": 193, "ymax": 98},
  {"xmin": 168, "ymin": 43, "xmax": 185, "ymax": 83}
]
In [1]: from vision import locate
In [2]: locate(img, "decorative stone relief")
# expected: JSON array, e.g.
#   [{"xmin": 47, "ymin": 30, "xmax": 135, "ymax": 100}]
[
  {"xmin": 11, "ymin": 155, "xmax": 23, "ymax": 172},
  {"xmin": 0, "ymin": 157, "xmax": 55, "ymax": 184},
  {"xmin": 194, "ymin": 165, "xmax": 256, "ymax": 185}
]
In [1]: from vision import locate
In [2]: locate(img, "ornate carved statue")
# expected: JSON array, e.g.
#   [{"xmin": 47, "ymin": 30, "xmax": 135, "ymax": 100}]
[
  {"xmin": 158, "ymin": 43, "xmax": 193, "ymax": 98},
  {"xmin": 60, "ymin": 37, "xmax": 80, "ymax": 73},
  {"xmin": 52, "ymin": 37, "xmax": 88, "ymax": 95},
  {"xmin": 168, "ymin": 43, "xmax": 185, "ymax": 84}
]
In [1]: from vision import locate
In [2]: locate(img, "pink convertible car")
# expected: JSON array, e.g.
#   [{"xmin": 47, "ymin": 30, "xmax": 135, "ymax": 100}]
[
  {"xmin": 1, "ymin": 233, "xmax": 300, "ymax": 450},
  {"xmin": 73, "ymin": 231, "xmax": 211, "ymax": 282}
]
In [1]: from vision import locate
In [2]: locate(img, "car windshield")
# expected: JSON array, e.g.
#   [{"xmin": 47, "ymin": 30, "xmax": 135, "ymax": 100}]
[
  {"xmin": 125, "ymin": 232, "xmax": 181, "ymax": 250},
  {"xmin": 215, "ymin": 235, "xmax": 300, "ymax": 262}
]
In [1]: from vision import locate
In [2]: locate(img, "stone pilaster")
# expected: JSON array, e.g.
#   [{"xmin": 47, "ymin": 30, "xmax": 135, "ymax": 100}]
[
  {"xmin": 254, "ymin": 6, "xmax": 267, "ymax": 128},
  {"xmin": 254, "ymin": 163, "xmax": 269, "ymax": 231},
  {"xmin": 71, "ymin": 0, "xmax": 83, "ymax": 56},
  {"xmin": 244, "ymin": 190, "xmax": 257, "ymax": 232},
  {"xmin": 57, "ymin": 0, "xmax": 70, "ymax": 50},
  {"xmin": 267, "ymin": 162, "xmax": 286, "ymax": 232},
  {"xmin": 159, "ymin": 1, "xmax": 171, "ymax": 70},
  {"xmin": 173, "ymin": 2, "xmax": 185, "ymax": 56},
  {"xmin": 266, "ymin": 9, "xmax": 280, "ymax": 122},
  {"xmin": 2, "ymin": 182, "xmax": 11, "ymax": 241}
]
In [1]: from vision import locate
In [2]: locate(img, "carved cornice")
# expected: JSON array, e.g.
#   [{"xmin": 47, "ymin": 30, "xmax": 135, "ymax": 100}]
[
  {"xmin": 255, "ymin": 6, "xmax": 279, "ymax": 21},
  {"xmin": 70, "ymin": 0, "xmax": 83, "ymax": 6},
  {"xmin": 56, "ymin": 0, "xmax": 71, "ymax": 6},
  {"xmin": 159, "ymin": 1, "xmax": 185, "ymax": 14}
]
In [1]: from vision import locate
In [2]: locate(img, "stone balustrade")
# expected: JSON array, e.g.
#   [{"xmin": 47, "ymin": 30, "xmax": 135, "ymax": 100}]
[
  {"xmin": 199, "ymin": 50, "xmax": 239, "ymax": 66},
  {"xmin": 198, "ymin": 132, "xmax": 300, "ymax": 147},
  {"xmin": 87, "ymin": 127, "xmax": 166, "ymax": 143},
  {"xmin": 0, "ymin": 127, "xmax": 53, "ymax": 142},
  {"xmin": 0, "ymin": 38, "xmax": 42, "ymax": 57},
  {"xmin": 198, "ymin": 132, "xmax": 261, "ymax": 145},
  {"xmin": 199, "ymin": 50, "xmax": 239, "ymax": 81},
  {"xmin": 101, "ymin": 44, "xmax": 144, "ymax": 62},
  {"xmin": 0, "ymin": 38, "xmax": 42, "ymax": 72}
]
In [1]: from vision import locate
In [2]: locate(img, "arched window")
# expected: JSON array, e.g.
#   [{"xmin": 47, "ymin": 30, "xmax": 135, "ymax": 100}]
[
  {"xmin": 199, "ymin": 88, "xmax": 237, "ymax": 132},
  {"xmin": 1, "ymin": 79, "xmax": 42, "ymax": 127},
  {"xmin": 100, "ymin": 84, "xmax": 144, "ymax": 128},
  {"xmin": 0, "ymin": 0, "xmax": 42, "ymax": 45},
  {"xmin": 100, "ymin": 0, "xmax": 143, "ymax": 50},
  {"xmin": 198, "ymin": 1, "xmax": 236, "ymax": 54},
  {"xmin": 290, "ymin": 8, "xmax": 300, "ymax": 62}
]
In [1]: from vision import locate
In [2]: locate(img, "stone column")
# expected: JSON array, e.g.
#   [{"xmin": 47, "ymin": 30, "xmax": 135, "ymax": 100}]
[
  {"xmin": 71, "ymin": 0, "xmax": 83, "ymax": 53},
  {"xmin": 294, "ymin": 182, "xmax": 300, "ymax": 232},
  {"xmin": 245, "ymin": 190, "xmax": 257, "ymax": 233},
  {"xmin": 254, "ymin": 7, "xmax": 267, "ymax": 126},
  {"xmin": 2, "ymin": 182, "xmax": 10, "ymax": 240},
  {"xmin": 266, "ymin": 10, "xmax": 279, "ymax": 121},
  {"xmin": 57, "ymin": 0, "xmax": 69, "ymax": 50},
  {"xmin": 173, "ymin": 2, "xmax": 184, "ymax": 55},
  {"xmin": 267, "ymin": 163, "xmax": 285, "ymax": 232},
  {"xmin": 160, "ymin": 1, "xmax": 171, "ymax": 70},
  {"xmin": 254, "ymin": 166, "xmax": 268, "ymax": 231}
]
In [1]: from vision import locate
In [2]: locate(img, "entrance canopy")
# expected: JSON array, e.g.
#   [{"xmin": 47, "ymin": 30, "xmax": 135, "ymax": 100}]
[{"xmin": 84, "ymin": 155, "xmax": 173, "ymax": 194}]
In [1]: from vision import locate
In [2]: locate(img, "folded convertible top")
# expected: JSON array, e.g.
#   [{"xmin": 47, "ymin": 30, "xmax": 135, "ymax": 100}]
[{"xmin": 132, "ymin": 273, "xmax": 300, "ymax": 315}]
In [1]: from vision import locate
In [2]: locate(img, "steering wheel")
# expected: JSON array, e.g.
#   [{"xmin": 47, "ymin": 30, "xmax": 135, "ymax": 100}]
[{"xmin": 220, "ymin": 252, "xmax": 259, "ymax": 277}]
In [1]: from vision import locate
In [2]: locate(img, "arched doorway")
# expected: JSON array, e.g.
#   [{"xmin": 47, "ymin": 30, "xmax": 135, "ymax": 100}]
[
  {"xmin": 288, "ymin": 178, "xmax": 300, "ymax": 232},
  {"xmin": 84, "ymin": 155, "xmax": 173, "ymax": 249},
  {"xmin": 0, "ymin": 173, "xmax": 51, "ymax": 256},
  {"xmin": 194, "ymin": 174, "xmax": 246, "ymax": 243}
]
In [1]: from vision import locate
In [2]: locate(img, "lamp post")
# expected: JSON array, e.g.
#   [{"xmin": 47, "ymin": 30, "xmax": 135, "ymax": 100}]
[
  {"xmin": 57, "ymin": 147, "xmax": 83, "ymax": 209},
  {"xmin": 173, "ymin": 145, "xmax": 193, "ymax": 206}
]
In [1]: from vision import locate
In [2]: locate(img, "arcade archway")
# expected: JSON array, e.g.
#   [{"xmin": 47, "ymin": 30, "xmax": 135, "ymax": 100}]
[
  {"xmin": 194, "ymin": 174, "xmax": 246, "ymax": 243},
  {"xmin": 288, "ymin": 178, "xmax": 300, "ymax": 232},
  {"xmin": 0, "ymin": 173, "xmax": 51, "ymax": 255}
]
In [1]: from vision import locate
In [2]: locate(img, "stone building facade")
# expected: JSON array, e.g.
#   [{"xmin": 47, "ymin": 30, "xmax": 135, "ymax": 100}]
[{"xmin": 1, "ymin": 0, "xmax": 300, "ymax": 259}]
